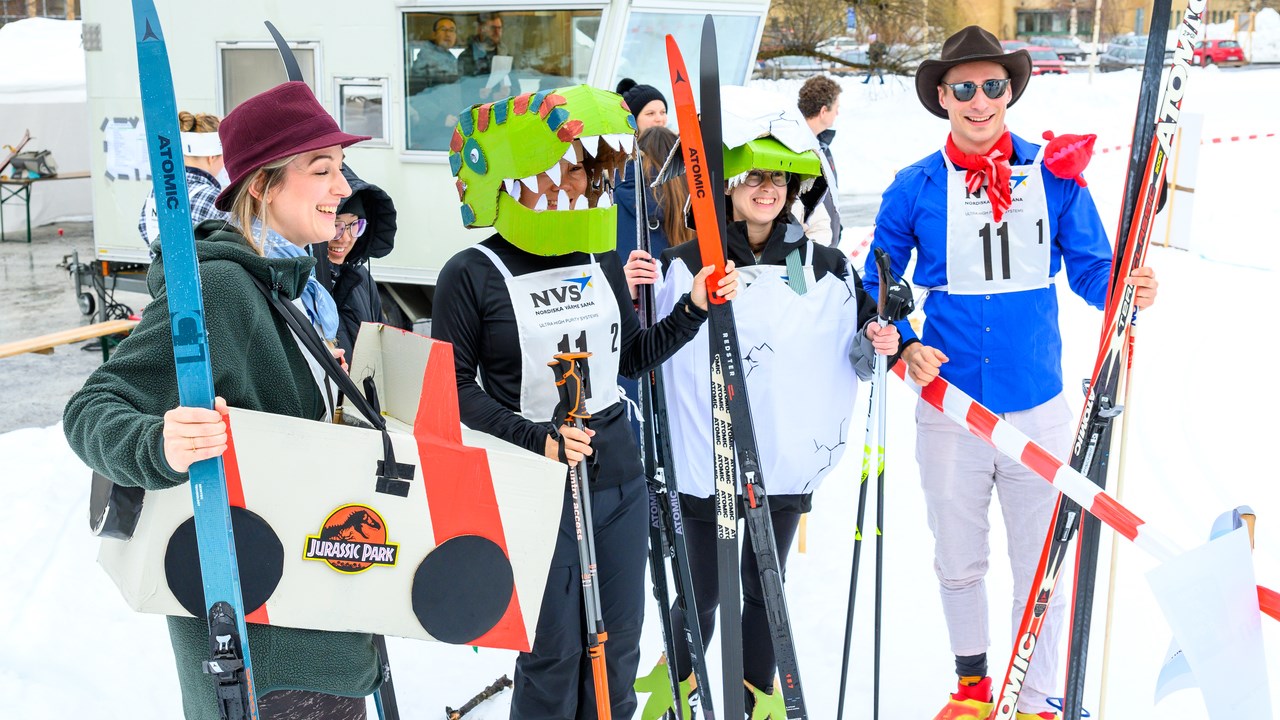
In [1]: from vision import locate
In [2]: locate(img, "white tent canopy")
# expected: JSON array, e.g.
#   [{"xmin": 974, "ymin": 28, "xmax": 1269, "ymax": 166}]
[{"xmin": 0, "ymin": 18, "xmax": 92, "ymax": 232}]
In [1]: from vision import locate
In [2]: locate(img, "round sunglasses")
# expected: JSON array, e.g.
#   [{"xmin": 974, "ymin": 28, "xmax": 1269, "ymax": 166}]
[
  {"xmin": 943, "ymin": 78, "xmax": 1011, "ymax": 103},
  {"xmin": 743, "ymin": 170, "xmax": 790, "ymax": 188},
  {"xmin": 332, "ymin": 217, "xmax": 367, "ymax": 242}
]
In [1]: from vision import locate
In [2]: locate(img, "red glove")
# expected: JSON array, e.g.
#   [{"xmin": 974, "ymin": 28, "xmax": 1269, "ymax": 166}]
[{"xmin": 1042, "ymin": 131, "xmax": 1097, "ymax": 188}]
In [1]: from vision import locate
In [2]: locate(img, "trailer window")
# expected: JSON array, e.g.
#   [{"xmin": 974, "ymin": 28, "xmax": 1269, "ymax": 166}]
[
  {"xmin": 403, "ymin": 9, "xmax": 604, "ymax": 152},
  {"xmin": 336, "ymin": 78, "xmax": 390, "ymax": 146},
  {"xmin": 219, "ymin": 46, "xmax": 319, "ymax": 114}
]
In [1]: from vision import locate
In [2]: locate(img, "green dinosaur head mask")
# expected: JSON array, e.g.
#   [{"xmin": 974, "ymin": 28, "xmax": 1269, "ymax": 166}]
[{"xmin": 449, "ymin": 85, "xmax": 637, "ymax": 256}]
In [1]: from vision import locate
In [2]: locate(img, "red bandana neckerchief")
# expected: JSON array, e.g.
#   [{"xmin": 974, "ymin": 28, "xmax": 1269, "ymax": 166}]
[{"xmin": 946, "ymin": 131, "xmax": 1014, "ymax": 223}]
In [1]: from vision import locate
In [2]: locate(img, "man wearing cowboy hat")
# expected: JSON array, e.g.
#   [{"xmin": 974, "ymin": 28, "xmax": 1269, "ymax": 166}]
[{"xmin": 862, "ymin": 25, "xmax": 1159, "ymax": 720}]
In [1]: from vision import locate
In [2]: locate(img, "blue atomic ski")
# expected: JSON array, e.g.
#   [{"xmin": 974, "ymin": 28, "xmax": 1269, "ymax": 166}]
[{"xmin": 131, "ymin": 1, "xmax": 259, "ymax": 717}]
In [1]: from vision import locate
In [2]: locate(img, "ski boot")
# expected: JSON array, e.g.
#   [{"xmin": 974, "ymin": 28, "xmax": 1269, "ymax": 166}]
[
  {"xmin": 634, "ymin": 655, "xmax": 696, "ymax": 720},
  {"xmin": 744, "ymin": 680, "xmax": 785, "ymax": 720},
  {"xmin": 932, "ymin": 676, "xmax": 994, "ymax": 720}
]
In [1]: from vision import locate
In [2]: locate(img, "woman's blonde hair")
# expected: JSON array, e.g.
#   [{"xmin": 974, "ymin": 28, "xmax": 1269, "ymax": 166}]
[
  {"xmin": 178, "ymin": 111, "xmax": 220, "ymax": 133},
  {"xmin": 638, "ymin": 126, "xmax": 695, "ymax": 247},
  {"xmin": 227, "ymin": 154, "xmax": 297, "ymax": 255}
]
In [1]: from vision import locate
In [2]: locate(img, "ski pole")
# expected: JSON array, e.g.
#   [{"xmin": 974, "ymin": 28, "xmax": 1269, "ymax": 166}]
[
  {"xmin": 633, "ymin": 150, "xmax": 687, "ymax": 719},
  {"xmin": 871, "ymin": 248, "xmax": 912, "ymax": 720},
  {"xmin": 834, "ymin": 374, "xmax": 877, "ymax": 720},
  {"xmin": 871, "ymin": 346, "xmax": 887, "ymax": 720},
  {"xmin": 835, "ymin": 248, "xmax": 914, "ymax": 720},
  {"xmin": 549, "ymin": 351, "xmax": 611, "ymax": 719},
  {"xmin": 1097, "ymin": 312, "xmax": 1138, "ymax": 720}
]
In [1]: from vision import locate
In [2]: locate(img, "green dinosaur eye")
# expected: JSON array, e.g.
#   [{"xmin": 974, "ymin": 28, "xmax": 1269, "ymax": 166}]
[{"xmin": 463, "ymin": 138, "xmax": 487, "ymax": 174}]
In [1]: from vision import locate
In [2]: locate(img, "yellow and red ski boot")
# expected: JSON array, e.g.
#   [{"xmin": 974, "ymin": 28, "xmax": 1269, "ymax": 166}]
[{"xmin": 933, "ymin": 676, "xmax": 994, "ymax": 720}]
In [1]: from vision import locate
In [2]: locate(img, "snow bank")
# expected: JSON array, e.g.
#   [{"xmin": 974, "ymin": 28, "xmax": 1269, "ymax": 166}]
[
  {"xmin": 1204, "ymin": 7, "xmax": 1280, "ymax": 63},
  {"xmin": 0, "ymin": 18, "xmax": 86, "ymax": 102}
]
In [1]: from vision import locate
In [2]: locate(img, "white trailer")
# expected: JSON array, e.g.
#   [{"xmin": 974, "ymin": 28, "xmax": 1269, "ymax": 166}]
[{"xmin": 80, "ymin": 0, "xmax": 770, "ymax": 324}]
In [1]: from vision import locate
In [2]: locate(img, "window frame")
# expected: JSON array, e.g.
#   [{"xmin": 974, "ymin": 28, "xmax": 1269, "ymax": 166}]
[
  {"xmin": 334, "ymin": 76, "xmax": 393, "ymax": 148},
  {"xmin": 214, "ymin": 39, "xmax": 324, "ymax": 116},
  {"xmin": 397, "ymin": 2, "xmax": 612, "ymax": 164}
]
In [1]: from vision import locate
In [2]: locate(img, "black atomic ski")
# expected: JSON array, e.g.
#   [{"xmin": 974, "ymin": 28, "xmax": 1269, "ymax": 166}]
[
  {"xmin": 992, "ymin": 1, "xmax": 1196, "ymax": 718},
  {"xmin": 635, "ymin": 154, "xmax": 715, "ymax": 719},
  {"xmin": 666, "ymin": 16, "xmax": 807, "ymax": 719}
]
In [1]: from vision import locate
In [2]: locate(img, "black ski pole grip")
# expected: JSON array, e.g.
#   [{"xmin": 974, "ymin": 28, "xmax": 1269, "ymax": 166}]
[{"xmin": 548, "ymin": 352, "xmax": 593, "ymax": 425}]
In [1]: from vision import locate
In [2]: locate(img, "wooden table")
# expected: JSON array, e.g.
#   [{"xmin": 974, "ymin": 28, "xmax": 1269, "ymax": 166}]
[{"xmin": 0, "ymin": 171, "xmax": 91, "ymax": 243}]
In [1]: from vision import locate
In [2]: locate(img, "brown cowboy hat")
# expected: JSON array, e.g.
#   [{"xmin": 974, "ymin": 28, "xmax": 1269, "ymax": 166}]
[{"xmin": 915, "ymin": 25, "xmax": 1032, "ymax": 120}]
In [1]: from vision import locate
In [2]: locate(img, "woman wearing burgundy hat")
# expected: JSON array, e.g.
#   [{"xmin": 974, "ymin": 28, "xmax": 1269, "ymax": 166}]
[
  {"xmin": 861, "ymin": 26, "xmax": 1158, "ymax": 720},
  {"xmin": 64, "ymin": 81, "xmax": 381, "ymax": 720}
]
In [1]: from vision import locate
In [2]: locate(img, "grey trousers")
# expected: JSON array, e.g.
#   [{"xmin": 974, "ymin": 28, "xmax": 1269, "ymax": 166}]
[{"xmin": 915, "ymin": 393, "xmax": 1072, "ymax": 714}]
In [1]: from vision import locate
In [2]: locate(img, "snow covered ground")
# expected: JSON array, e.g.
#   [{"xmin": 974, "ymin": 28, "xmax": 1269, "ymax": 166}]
[{"xmin": 2, "ymin": 66, "xmax": 1278, "ymax": 718}]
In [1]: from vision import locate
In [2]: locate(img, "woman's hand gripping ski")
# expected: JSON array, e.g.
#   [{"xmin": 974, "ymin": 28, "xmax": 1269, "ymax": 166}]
[
  {"xmin": 867, "ymin": 322, "xmax": 900, "ymax": 356},
  {"xmin": 550, "ymin": 258, "xmax": 739, "ymax": 463},
  {"xmin": 623, "ymin": 250, "xmax": 740, "ymax": 310},
  {"xmin": 162, "ymin": 396, "xmax": 230, "ymax": 473}
]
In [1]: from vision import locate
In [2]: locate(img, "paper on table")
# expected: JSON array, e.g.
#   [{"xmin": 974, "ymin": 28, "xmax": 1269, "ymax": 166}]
[
  {"xmin": 1147, "ymin": 528, "xmax": 1273, "ymax": 718},
  {"xmin": 485, "ymin": 55, "xmax": 513, "ymax": 90}
]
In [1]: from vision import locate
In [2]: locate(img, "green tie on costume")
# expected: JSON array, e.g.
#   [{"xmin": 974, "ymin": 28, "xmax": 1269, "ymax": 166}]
[{"xmin": 448, "ymin": 84, "xmax": 638, "ymax": 256}]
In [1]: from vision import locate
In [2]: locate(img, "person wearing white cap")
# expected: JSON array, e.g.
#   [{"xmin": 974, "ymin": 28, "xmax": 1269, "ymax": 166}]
[{"xmin": 137, "ymin": 110, "xmax": 231, "ymax": 255}]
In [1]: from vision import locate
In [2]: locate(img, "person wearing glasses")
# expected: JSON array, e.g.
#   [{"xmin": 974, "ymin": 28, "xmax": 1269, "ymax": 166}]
[
  {"xmin": 637, "ymin": 89, "xmax": 899, "ymax": 716},
  {"xmin": 860, "ymin": 26, "xmax": 1158, "ymax": 720},
  {"xmin": 458, "ymin": 12, "xmax": 504, "ymax": 78},
  {"xmin": 318, "ymin": 165, "xmax": 397, "ymax": 358}
]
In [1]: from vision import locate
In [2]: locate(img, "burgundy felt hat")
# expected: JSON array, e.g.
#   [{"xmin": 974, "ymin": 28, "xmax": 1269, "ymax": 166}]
[
  {"xmin": 915, "ymin": 25, "xmax": 1032, "ymax": 120},
  {"xmin": 214, "ymin": 81, "xmax": 370, "ymax": 210}
]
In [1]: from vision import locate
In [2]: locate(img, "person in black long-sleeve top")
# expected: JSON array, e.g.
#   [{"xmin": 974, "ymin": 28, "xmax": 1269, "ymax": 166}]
[{"xmin": 432, "ymin": 85, "xmax": 738, "ymax": 720}]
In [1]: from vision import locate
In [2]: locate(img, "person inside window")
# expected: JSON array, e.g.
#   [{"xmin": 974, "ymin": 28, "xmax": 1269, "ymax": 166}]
[
  {"xmin": 459, "ymin": 12, "xmax": 505, "ymax": 78},
  {"xmin": 408, "ymin": 16, "xmax": 459, "ymax": 96}
]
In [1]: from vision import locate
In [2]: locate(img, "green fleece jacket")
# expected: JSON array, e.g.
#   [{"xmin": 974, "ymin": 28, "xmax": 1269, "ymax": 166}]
[{"xmin": 64, "ymin": 221, "xmax": 380, "ymax": 719}]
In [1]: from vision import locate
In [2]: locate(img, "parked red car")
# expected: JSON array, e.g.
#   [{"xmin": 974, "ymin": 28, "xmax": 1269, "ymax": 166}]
[
  {"xmin": 1026, "ymin": 46, "xmax": 1068, "ymax": 75},
  {"xmin": 1193, "ymin": 39, "xmax": 1247, "ymax": 66}
]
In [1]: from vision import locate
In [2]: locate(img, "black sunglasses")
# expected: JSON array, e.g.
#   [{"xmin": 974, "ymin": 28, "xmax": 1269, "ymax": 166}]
[{"xmin": 943, "ymin": 78, "xmax": 1011, "ymax": 103}]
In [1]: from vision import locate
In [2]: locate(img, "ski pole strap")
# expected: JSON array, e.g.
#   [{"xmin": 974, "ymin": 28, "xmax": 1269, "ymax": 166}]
[
  {"xmin": 249, "ymin": 275, "xmax": 415, "ymax": 496},
  {"xmin": 873, "ymin": 247, "xmax": 915, "ymax": 323}
]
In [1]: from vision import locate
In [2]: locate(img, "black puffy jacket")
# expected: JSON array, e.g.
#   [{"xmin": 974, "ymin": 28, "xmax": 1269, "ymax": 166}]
[{"xmin": 316, "ymin": 165, "xmax": 398, "ymax": 357}]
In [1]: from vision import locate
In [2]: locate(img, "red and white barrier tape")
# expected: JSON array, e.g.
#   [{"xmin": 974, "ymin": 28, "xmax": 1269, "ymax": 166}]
[
  {"xmin": 1096, "ymin": 131, "xmax": 1277, "ymax": 154},
  {"xmin": 890, "ymin": 362, "xmax": 1280, "ymax": 618}
]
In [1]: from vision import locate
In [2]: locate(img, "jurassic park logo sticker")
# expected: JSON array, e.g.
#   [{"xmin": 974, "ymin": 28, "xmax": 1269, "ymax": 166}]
[{"xmin": 303, "ymin": 504, "xmax": 400, "ymax": 574}]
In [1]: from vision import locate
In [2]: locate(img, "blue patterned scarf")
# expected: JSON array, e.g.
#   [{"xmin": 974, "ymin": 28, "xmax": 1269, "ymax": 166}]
[{"xmin": 254, "ymin": 220, "xmax": 340, "ymax": 342}]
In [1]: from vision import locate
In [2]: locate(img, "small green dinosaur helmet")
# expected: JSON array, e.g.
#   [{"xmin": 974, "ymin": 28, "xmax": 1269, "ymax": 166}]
[
  {"xmin": 724, "ymin": 136, "xmax": 822, "ymax": 192},
  {"xmin": 449, "ymin": 85, "xmax": 637, "ymax": 256}
]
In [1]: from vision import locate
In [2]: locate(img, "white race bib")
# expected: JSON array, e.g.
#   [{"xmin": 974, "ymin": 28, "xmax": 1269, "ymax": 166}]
[
  {"xmin": 473, "ymin": 246, "xmax": 623, "ymax": 421},
  {"xmin": 944, "ymin": 148, "xmax": 1052, "ymax": 295}
]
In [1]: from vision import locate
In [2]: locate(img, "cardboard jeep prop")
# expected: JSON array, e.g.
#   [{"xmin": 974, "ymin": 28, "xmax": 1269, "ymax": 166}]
[{"xmin": 98, "ymin": 324, "xmax": 567, "ymax": 652}]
